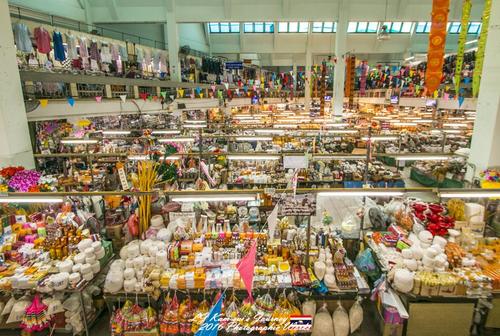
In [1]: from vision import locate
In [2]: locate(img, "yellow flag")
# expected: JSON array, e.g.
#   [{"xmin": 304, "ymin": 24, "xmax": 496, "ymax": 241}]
[
  {"xmin": 177, "ymin": 89, "xmax": 184, "ymax": 98},
  {"xmin": 433, "ymin": 90, "xmax": 438, "ymax": 99},
  {"xmin": 39, "ymin": 99, "xmax": 48, "ymax": 107},
  {"xmin": 199, "ymin": 93, "xmax": 204, "ymax": 98}
]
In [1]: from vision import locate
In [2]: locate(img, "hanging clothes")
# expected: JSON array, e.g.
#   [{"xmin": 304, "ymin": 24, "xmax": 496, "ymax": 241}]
[
  {"xmin": 34, "ymin": 27, "xmax": 51, "ymax": 54},
  {"xmin": 119, "ymin": 45, "xmax": 128, "ymax": 61},
  {"xmin": 144, "ymin": 48, "xmax": 152, "ymax": 66},
  {"xmin": 66, "ymin": 33, "xmax": 78, "ymax": 60},
  {"xmin": 153, "ymin": 50, "xmax": 161, "ymax": 71},
  {"xmin": 79, "ymin": 37, "xmax": 89, "ymax": 58},
  {"xmin": 159, "ymin": 51, "xmax": 167, "ymax": 73},
  {"xmin": 110, "ymin": 43, "xmax": 119, "ymax": 61},
  {"xmin": 100, "ymin": 43, "xmax": 112, "ymax": 63},
  {"xmin": 136, "ymin": 48, "xmax": 144, "ymax": 63},
  {"xmin": 89, "ymin": 40, "xmax": 100, "ymax": 61},
  {"xmin": 12, "ymin": 23, "xmax": 33, "ymax": 53},
  {"xmin": 52, "ymin": 31, "xmax": 65, "ymax": 61}
]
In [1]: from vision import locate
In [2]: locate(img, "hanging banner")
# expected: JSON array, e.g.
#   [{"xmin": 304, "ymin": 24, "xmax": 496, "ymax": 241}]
[
  {"xmin": 237, "ymin": 240, "xmax": 257, "ymax": 301},
  {"xmin": 473, "ymin": 0, "xmax": 492, "ymax": 97},
  {"xmin": 454, "ymin": 0, "xmax": 472, "ymax": 95},
  {"xmin": 425, "ymin": 0, "xmax": 450, "ymax": 95}
]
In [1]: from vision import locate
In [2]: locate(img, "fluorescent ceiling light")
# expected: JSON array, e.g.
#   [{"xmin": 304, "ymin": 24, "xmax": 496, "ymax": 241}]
[
  {"xmin": 313, "ymin": 155, "xmax": 366, "ymax": 160},
  {"xmin": 128, "ymin": 155, "xmax": 149, "ymax": 160},
  {"xmin": 323, "ymin": 123, "xmax": 349, "ymax": 127},
  {"xmin": 417, "ymin": 119, "xmax": 433, "ymax": 123},
  {"xmin": 318, "ymin": 191, "xmax": 404, "ymax": 197},
  {"xmin": 171, "ymin": 194, "xmax": 256, "ymax": 202},
  {"xmin": 61, "ymin": 139, "xmax": 98, "ymax": 144},
  {"xmin": 158, "ymin": 137, "xmax": 195, "ymax": 143},
  {"xmin": 393, "ymin": 155, "xmax": 450, "ymax": 161},
  {"xmin": 440, "ymin": 191, "xmax": 500, "ymax": 198},
  {"xmin": 443, "ymin": 123, "xmax": 467, "ymax": 127},
  {"xmin": 101, "ymin": 130, "xmax": 131, "ymax": 135},
  {"xmin": 392, "ymin": 122, "xmax": 417, "ymax": 126},
  {"xmin": 0, "ymin": 197, "xmax": 64, "ymax": 203},
  {"xmin": 151, "ymin": 130, "xmax": 181, "ymax": 135},
  {"xmin": 233, "ymin": 115, "xmax": 254, "ymax": 120},
  {"xmin": 325, "ymin": 130, "xmax": 358, "ymax": 134},
  {"xmin": 362, "ymin": 136, "xmax": 399, "ymax": 141},
  {"xmin": 442, "ymin": 129, "xmax": 462, "ymax": 134},
  {"xmin": 465, "ymin": 39, "xmax": 478, "ymax": 45},
  {"xmin": 227, "ymin": 154, "xmax": 280, "ymax": 160},
  {"xmin": 447, "ymin": 117, "xmax": 465, "ymax": 120},
  {"xmin": 184, "ymin": 120, "xmax": 206, "ymax": 123},
  {"xmin": 255, "ymin": 129, "xmax": 285, "ymax": 135},
  {"xmin": 183, "ymin": 124, "xmax": 206, "ymax": 129},
  {"xmin": 273, "ymin": 124, "xmax": 297, "ymax": 128},
  {"xmin": 235, "ymin": 136, "xmax": 273, "ymax": 141},
  {"xmin": 405, "ymin": 56, "xmax": 415, "ymax": 61},
  {"xmin": 238, "ymin": 119, "xmax": 261, "ymax": 124}
]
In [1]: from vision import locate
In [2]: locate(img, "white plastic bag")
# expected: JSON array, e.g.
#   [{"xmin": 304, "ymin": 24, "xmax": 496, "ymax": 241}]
[
  {"xmin": 302, "ymin": 299, "xmax": 317, "ymax": 319},
  {"xmin": 311, "ymin": 303, "xmax": 334, "ymax": 336},
  {"xmin": 332, "ymin": 301, "xmax": 349, "ymax": 336},
  {"xmin": 349, "ymin": 298, "xmax": 364, "ymax": 333},
  {"xmin": 1, "ymin": 297, "xmax": 15, "ymax": 316}
]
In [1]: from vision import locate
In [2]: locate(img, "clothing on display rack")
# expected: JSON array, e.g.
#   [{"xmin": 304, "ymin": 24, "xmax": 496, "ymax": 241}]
[
  {"xmin": 110, "ymin": 43, "xmax": 119, "ymax": 61},
  {"xmin": 65, "ymin": 33, "xmax": 78, "ymax": 60},
  {"xmin": 52, "ymin": 31, "xmax": 65, "ymax": 62},
  {"xmin": 100, "ymin": 43, "xmax": 112, "ymax": 64},
  {"xmin": 12, "ymin": 23, "xmax": 33, "ymax": 53},
  {"xmin": 34, "ymin": 27, "xmax": 51, "ymax": 54},
  {"xmin": 119, "ymin": 44, "xmax": 128, "ymax": 62},
  {"xmin": 202, "ymin": 57, "xmax": 223, "ymax": 75},
  {"xmin": 89, "ymin": 41, "xmax": 100, "ymax": 61},
  {"xmin": 79, "ymin": 37, "xmax": 89, "ymax": 58}
]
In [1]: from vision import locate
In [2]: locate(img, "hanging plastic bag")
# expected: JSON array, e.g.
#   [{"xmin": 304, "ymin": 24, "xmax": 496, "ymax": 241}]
[
  {"xmin": 332, "ymin": 301, "xmax": 349, "ymax": 336},
  {"xmin": 354, "ymin": 248, "xmax": 381, "ymax": 282},
  {"xmin": 349, "ymin": 297, "xmax": 364, "ymax": 333},
  {"xmin": 311, "ymin": 303, "xmax": 333, "ymax": 336}
]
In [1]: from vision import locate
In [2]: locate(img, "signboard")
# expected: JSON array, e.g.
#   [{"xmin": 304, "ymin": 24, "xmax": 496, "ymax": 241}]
[
  {"xmin": 390, "ymin": 95, "xmax": 399, "ymax": 104},
  {"xmin": 283, "ymin": 155, "xmax": 309, "ymax": 169},
  {"xmin": 279, "ymin": 193, "xmax": 317, "ymax": 216},
  {"xmin": 225, "ymin": 61, "xmax": 243, "ymax": 70},
  {"xmin": 243, "ymin": 59, "xmax": 252, "ymax": 64}
]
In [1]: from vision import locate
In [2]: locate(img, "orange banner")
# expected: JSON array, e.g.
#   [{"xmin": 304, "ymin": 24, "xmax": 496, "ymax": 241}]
[{"xmin": 425, "ymin": 0, "xmax": 450, "ymax": 95}]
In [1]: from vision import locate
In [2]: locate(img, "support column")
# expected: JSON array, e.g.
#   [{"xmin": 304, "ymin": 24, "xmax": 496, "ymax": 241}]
[
  {"xmin": 468, "ymin": 0, "xmax": 500, "ymax": 175},
  {"xmin": 333, "ymin": 0, "xmax": 348, "ymax": 117},
  {"xmin": 165, "ymin": 0, "xmax": 181, "ymax": 82},
  {"xmin": 0, "ymin": 0, "xmax": 34, "ymax": 168},
  {"xmin": 304, "ymin": 51, "xmax": 312, "ymax": 111}
]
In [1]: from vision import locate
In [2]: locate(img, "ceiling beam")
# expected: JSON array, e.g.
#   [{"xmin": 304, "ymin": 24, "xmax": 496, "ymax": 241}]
[{"xmin": 107, "ymin": 0, "xmax": 119, "ymax": 20}]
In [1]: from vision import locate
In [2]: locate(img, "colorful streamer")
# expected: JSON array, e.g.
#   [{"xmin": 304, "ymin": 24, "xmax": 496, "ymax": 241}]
[
  {"xmin": 425, "ymin": 0, "xmax": 450, "ymax": 95},
  {"xmin": 454, "ymin": 0, "xmax": 472, "ymax": 95},
  {"xmin": 472, "ymin": 0, "xmax": 492, "ymax": 97}
]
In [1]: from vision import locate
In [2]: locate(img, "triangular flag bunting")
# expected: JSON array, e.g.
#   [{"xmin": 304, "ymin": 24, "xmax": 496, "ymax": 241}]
[
  {"xmin": 95, "ymin": 96, "xmax": 102, "ymax": 103},
  {"xmin": 67, "ymin": 97, "xmax": 75, "ymax": 106},
  {"xmin": 169, "ymin": 95, "xmax": 175, "ymax": 100},
  {"xmin": 39, "ymin": 99, "xmax": 48, "ymax": 108},
  {"xmin": 211, "ymin": 84, "xmax": 216, "ymax": 92},
  {"xmin": 199, "ymin": 92, "xmax": 204, "ymax": 98},
  {"xmin": 119, "ymin": 94, "xmax": 127, "ymax": 103},
  {"xmin": 237, "ymin": 240, "xmax": 257, "ymax": 301},
  {"xmin": 194, "ymin": 293, "xmax": 224, "ymax": 336},
  {"xmin": 160, "ymin": 91, "xmax": 167, "ymax": 99},
  {"xmin": 223, "ymin": 82, "xmax": 229, "ymax": 90},
  {"xmin": 458, "ymin": 96, "xmax": 465, "ymax": 107},
  {"xmin": 139, "ymin": 92, "xmax": 148, "ymax": 101},
  {"xmin": 177, "ymin": 89, "xmax": 184, "ymax": 98}
]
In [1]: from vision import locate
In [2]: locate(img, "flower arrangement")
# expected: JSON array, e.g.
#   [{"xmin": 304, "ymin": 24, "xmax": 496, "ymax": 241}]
[
  {"xmin": 0, "ymin": 166, "xmax": 24, "ymax": 179},
  {"xmin": 8, "ymin": 170, "xmax": 41, "ymax": 192},
  {"xmin": 480, "ymin": 169, "xmax": 500, "ymax": 182}
]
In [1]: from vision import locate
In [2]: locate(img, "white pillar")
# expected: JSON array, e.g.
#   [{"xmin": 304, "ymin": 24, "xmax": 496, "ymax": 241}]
[
  {"xmin": 468, "ymin": 0, "xmax": 500, "ymax": 175},
  {"xmin": 165, "ymin": 0, "xmax": 181, "ymax": 82},
  {"xmin": 0, "ymin": 0, "xmax": 34, "ymax": 168},
  {"xmin": 304, "ymin": 51, "xmax": 312, "ymax": 111},
  {"xmin": 333, "ymin": 1, "xmax": 348, "ymax": 117}
]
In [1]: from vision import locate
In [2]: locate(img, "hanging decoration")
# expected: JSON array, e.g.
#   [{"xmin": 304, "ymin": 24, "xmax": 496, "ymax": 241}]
[
  {"xmin": 454, "ymin": 0, "xmax": 472, "ymax": 95},
  {"xmin": 199, "ymin": 92, "xmax": 204, "ymax": 98},
  {"xmin": 159, "ymin": 91, "xmax": 167, "ymax": 99},
  {"xmin": 119, "ymin": 94, "xmax": 127, "ymax": 103},
  {"xmin": 95, "ymin": 96, "xmax": 102, "ymax": 103},
  {"xmin": 67, "ymin": 97, "xmax": 75, "ymax": 106},
  {"xmin": 458, "ymin": 95, "xmax": 465, "ymax": 107},
  {"xmin": 211, "ymin": 84, "xmax": 216, "ymax": 93},
  {"xmin": 39, "ymin": 99, "xmax": 48, "ymax": 107},
  {"xmin": 194, "ymin": 294, "xmax": 224, "ymax": 336},
  {"xmin": 359, "ymin": 61, "xmax": 369, "ymax": 96},
  {"xmin": 139, "ymin": 92, "xmax": 148, "ymax": 101},
  {"xmin": 472, "ymin": 0, "xmax": 492, "ymax": 97},
  {"xmin": 237, "ymin": 240, "xmax": 257, "ymax": 301},
  {"xmin": 425, "ymin": 0, "xmax": 450, "ymax": 95}
]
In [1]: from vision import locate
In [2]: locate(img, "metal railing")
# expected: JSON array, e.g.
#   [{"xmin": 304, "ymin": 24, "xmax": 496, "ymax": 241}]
[{"xmin": 9, "ymin": 4, "xmax": 167, "ymax": 50}]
